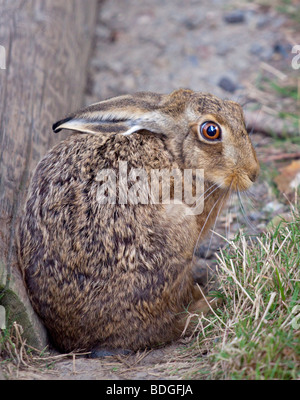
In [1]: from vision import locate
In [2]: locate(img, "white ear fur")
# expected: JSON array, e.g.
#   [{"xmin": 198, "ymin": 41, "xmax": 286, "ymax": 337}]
[
  {"xmin": 54, "ymin": 119, "xmax": 102, "ymax": 135},
  {"xmin": 122, "ymin": 125, "xmax": 144, "ymax": 136},
  {"xmin": 53, "ymin": 107, "xmax": 168, "ymax": 137}
]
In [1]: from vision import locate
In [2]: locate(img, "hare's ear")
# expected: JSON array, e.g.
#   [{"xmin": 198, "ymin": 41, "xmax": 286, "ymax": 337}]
[{"xmin": 52, "ymin": 93, "xmax": 173, "ymax": 136}]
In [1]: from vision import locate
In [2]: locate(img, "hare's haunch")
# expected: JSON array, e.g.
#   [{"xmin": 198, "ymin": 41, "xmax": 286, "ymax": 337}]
[{"xmin": 17, "ymin": 89, "xmax": 259, "ymax": 353}]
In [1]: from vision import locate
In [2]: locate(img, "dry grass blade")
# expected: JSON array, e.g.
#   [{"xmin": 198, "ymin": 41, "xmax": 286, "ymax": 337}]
[
  {"xmin": 252, "ymin": 292, "xmax": 277, "ymax": 339},
  {"xmin": 216, "ymin": 252, "xmax": 254, "ymax": 305},
  {"xmin": 196, "ymin": 284, "xmax": 227, "ymax": 328}
]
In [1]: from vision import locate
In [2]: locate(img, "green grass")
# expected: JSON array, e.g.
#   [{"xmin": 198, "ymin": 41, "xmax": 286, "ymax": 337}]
[
  {"xmin": 251, "ymin": 39, "xmax": 300, "ymax": 140},
  {"xmin": 269, "ymin": 82, "xmax": 300, "ymax": 138},
  {"xmin": 270, "ymin": 82, "xmax": 298, "ymax": 101},
  {"xmin": 275, "ymin": 0, "xmax": 300, "ymax": 22},
  {"xmin": 183, "ymin": 206, "xmax": 300, "ymax": 380}
]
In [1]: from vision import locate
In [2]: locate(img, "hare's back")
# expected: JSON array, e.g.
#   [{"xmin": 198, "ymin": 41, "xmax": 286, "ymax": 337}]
[{"xmin": 19, "ymin": 132, "xmax": 177, "ymax": 280}]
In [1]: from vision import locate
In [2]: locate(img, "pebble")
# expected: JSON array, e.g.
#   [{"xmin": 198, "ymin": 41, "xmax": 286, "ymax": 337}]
[
  {"xmin": 262, "ymin": 201, "xmax": 284, "ymax": 213},
  {"xmin": 256, "ymin": 14, "xmax": 271, "ymax": 29},
  {"xmin": 215, "ymin": 42, "xmax": 232, "ymax": 56},
  {"xmin": 249, "ymin": 43, "xmax": 264, "ymax": 57},
  {"xmin": 271, "ymin": 15, "xmax": 285, "ymax": 30},
  {"xmin": 261, "ymin": 47, "xmax": 275, "ymax": 61},
  {"xmin": 218, "ymin": 76, "xmax": 237, "ymax": 93},
  {"xmin": 223, "ymin": 10, "xmax": 245, "ymax": 24},
  {"xmin": 248, "ymin": 211, "xmax": 262, "ymax": 221},
  {"xmin": 249, "ymin": 43, "xmax": 274, "ymax": 61},
  {"xmin": 182, "ymin": 16, "xmax": 202, "ymax": 30},
  {"xmin": 273, "ymin": 40, "xmax": 292, "ymax": 59}
]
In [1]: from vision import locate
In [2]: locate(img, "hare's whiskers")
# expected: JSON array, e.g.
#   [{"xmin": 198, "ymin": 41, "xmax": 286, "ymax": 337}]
[
  {"xmin": 202, "ymin": 183, "xmax": 223, "ymax": 204},
  {"xmin": 242, "ymin": 188, "xmax": 256, "ymax": 204},
  {"xmin": 232, "ymin": 93, "xmax": 243, "ymax": 108},
  {"xmin": 205, "ymin": 187, "xmax": 231, "ymax": 258},
  {"xmin": 225, "ymin": 185, "xmax": 235, "ymax": 240},
  {"xmin": 237, "ymin": 189, "xmax": 257, "ymax": 233},
  {"xmin": 225, "ymin": 197, "xmax": 230, "ymax": 240},
  {"xmin": 191, "ymin": 191, "xmax": 224, "ymax": 269},
  {"xmin": 234, "ymin": 192, "xmax": 241, "ymax": 233},
  {"xmin": 190, "ymin": 182, "xmax": 221, "ymax": 208}
]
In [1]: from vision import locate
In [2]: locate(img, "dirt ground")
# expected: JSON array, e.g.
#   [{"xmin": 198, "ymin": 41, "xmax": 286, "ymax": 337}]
[
  {"xmin": 1, "ymin": 0, "xmax": 300, "ymax": 380},
  {"xmin": 2, "ymin": 342, "xmax": 204, "ymax": 380}
]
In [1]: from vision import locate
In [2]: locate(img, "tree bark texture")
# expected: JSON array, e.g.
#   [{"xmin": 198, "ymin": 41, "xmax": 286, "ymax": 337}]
[{"xmin": 0, "ymin": 0, "xmax": 98, "ymax": 348}]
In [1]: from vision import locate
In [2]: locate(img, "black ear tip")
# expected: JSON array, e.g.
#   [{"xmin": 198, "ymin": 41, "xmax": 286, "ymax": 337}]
[
  {"xmin": 52, "ymin": 116, "xmax": 73, "ymax": 133},
  {"xmin": 52, "ymin": 122, "xmax": 61, "ymax": 133}
]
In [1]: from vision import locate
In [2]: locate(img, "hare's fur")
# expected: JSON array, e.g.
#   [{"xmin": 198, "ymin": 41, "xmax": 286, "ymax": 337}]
[{"xmin": 17, "ymin": 89, "xmax": 259, "ymax": 353}]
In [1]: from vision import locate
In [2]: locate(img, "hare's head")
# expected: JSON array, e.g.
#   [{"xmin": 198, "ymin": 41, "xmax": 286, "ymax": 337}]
[{"xmin": 53, "ymin": 89, "xmax": 259, "ymax": 192}]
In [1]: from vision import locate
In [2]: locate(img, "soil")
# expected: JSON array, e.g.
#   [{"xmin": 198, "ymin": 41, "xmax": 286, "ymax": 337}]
[
  {"xmin": 2, "ymin": 343, "xmax": 201, "ymax": 380},
  {"xmin": 1, "ymin": 0, "xmax": 299, "ymax": 380}
]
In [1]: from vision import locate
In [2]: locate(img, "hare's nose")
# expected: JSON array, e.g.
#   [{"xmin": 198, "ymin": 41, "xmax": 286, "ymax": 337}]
[{"xmin": 248, "ymin": 165, "xmax": 260, "ymax": 183}]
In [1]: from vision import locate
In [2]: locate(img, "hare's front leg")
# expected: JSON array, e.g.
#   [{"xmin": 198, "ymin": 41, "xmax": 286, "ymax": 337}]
[{"xmin": 175, "ymin": 284, "xmax": 222, "ymax": 336}]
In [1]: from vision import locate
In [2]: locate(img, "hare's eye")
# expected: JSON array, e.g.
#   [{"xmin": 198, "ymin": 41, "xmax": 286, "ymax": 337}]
[{"xmin": 200, "ymin": 122, "xmax": 221, "ymax": 141}]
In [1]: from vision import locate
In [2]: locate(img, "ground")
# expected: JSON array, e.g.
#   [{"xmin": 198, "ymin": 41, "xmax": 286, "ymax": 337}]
[{"xmin": 1, "ymin": 0, "xmax": 299, "ymax": 380}]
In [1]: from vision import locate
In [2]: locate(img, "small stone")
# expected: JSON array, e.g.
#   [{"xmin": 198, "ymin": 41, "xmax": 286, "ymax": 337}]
[
  {"xmin": 261, "ymin": 47, "xmax": 275, "ymax": 61},
  {"xmin": 256, "ymin": 15, "xmax": 271, "ymax": 29},
  {"xmin": 216, "ymin": 42, "xmax": 232, "ymax": 56},
  {"xmin": 248, "ymin": 211, "xmax": 262, "ymax": 221},
  {"xmin": 273, "ymin": 40, "xmax": 292, "ymax": 59},
  {"xmin": 262, "ymin": 201, "xmax": 284, "ymax": 213},
  {"xmin": 249, "ymin": 43, "xmax": 264, "ymax": 56},
  {"xmin": 182, "ymin": 17, "xmax": 200, "ymax": 30},
  {"xmin": 218, "ymin": 76, "xmax": 237, "ymax": 93},
  {"xmin": 271, "ymin": 16, "xmax": 285, "ymax": 30},
  {"xmin": 224, "ymin": 10, "xmax": 245, "ymax": 24}
]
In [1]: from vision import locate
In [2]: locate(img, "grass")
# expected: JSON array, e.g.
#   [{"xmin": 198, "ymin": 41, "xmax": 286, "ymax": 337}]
[
  {"xmin": 183, "ymin": 204, "xmax": 300, "ymax": 380},
  {"xmin": 253, "ymin": 74, "xmax": 300, "ymax": 142},
  {"xmin": 0, "ymin": 322, "xmax": 88, "ymax": 378},
  {"xmin": 275, "ymin": 0, "xmax": 300, "ymax": 22},
  {"xmin": 269, "ymin": 81, "xmax": 300, "ymax": 136},
  {"xmin": 0, "ymin": 321, "xmax": 42, "ymax": 371},
  {"xmin": 244, "ymin": 0, "xmax": 300, "ymax": 143}
]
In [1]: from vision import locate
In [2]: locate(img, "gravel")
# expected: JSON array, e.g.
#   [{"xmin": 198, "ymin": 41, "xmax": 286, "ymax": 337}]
[
  {"xmin": 85, "ymin": 0, "xmax": 293, "ymax": 105},
  {"xmin": 223, "ymin": 10, "xmax": 246, "ymax": 24}
]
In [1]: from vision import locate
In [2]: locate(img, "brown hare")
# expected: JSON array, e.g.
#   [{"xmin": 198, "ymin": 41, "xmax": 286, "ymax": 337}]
[{"xmin": 17, "ymin": 89, "xmax": 259, "ymax": 354}]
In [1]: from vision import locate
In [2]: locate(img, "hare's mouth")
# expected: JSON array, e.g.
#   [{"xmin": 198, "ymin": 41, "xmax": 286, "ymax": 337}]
[{"xmin": 224, "ymin": 172, "xmax": 256, "ymax": 192}]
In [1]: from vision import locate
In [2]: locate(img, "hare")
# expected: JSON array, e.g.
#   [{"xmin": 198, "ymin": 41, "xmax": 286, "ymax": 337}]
[{"xmin": 17, "ymin": 89, "xmax": 259, "ymax": 354}]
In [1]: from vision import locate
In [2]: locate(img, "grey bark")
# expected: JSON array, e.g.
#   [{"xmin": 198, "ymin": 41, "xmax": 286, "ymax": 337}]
[{"xmin": 0, "ymin": 0, "xmax": 98, "ymax": 348}]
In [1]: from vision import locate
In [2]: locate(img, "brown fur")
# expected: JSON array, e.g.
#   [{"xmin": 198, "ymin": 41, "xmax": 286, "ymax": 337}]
[{"xmin": 17, "ymin": 89, "xmax": 259, "ymax": 353}]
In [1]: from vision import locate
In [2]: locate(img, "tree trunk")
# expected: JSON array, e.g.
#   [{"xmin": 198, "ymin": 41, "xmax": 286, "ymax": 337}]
[{"xmin": 0, "ymin": 0, "xmax": 98, "ymax": 348}]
